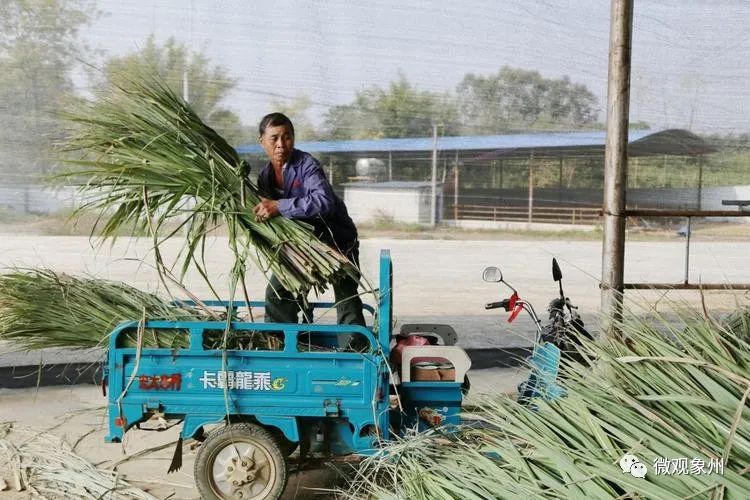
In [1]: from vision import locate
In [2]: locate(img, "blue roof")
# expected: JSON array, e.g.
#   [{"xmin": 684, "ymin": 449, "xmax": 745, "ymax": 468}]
[{"xmin": 236, "ymin": 130, "xmax": 656, "ymax": 155}]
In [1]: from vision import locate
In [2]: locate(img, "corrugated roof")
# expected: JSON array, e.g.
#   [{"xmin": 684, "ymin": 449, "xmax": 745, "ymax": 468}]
[{"xmin": 236, "ymin": 130, "xmax": 655, "ymax": 155}]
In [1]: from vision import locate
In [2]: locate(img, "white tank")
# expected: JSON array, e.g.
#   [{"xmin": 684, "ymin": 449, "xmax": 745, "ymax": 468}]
[{"xmin": 354, "ymin": 158, "xmax": 386, "ymax": 180}]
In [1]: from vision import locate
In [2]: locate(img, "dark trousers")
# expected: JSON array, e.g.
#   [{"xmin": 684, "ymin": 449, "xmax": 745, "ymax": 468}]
[{"xmin": 264, "ymin": 243, "xmax": 366, "ymax": 347}]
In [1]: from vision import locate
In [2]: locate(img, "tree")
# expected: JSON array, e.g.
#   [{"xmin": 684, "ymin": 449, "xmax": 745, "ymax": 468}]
[
  {"xmin": 0, "ymin": 0, "xmax": 95, "ymax": 179},
  {"xmin": 269, "ymin": 95, "xmax": 319, "ymax": 141},
  {"xmin": 100, "ymin": 36, "xmax": 250, "ymax": 146},
  {"xmin": 322, "ymin": 73, "xmax": 459, "ymax": 139},
  {"xmin": 456, "ymin": 67, "xmax": 599, "ymax": 134}
]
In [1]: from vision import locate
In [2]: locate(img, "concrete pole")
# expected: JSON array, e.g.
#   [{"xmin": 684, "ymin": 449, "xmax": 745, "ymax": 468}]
[
  {"xmin": 182, "ymin": 70, "xmax": 189, "ymax": 102},
  {"xmin": 527, "ymin": 153, "xmax": 534, "ymax": 223},
  {"xmin": 601, "ymin": 0, "xmax": 634, "ymax": 329},
  {"xmin": 182, "ymin": 68, "xmax": 191, "ymax": 236},
  {"xmin": 697, "ymin": 156, "xmax": 704, "ymax": 211},
  {"xmin": 388, "ymin": 151, "xmax": 393, "ymax": 181},
  {"xmin": 430, "ymin": 124, "xmax": 438, "ymax": 226},
  {"xmin": 185, "ymin": 0, "xmax": 193, "ymax": 103},
  {"xmin": 454, "ymin": 151, "xmax": 459, "ymax": 220}
]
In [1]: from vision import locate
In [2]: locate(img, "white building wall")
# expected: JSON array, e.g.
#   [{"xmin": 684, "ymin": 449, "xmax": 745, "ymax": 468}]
[
  {"xmin": 344, "ymin": 188, "xmax": 418, "ymax": 223},
  {"xmin": 344, "ymin": 184, "xmax": 443, "ymax": 224},
  {"xmin": 0, "ymin": 185, "xmax": 78, "ymax": 214},
  {"xmin": 699, "ymin": 185, "xmax": 750, "ymax": 211},
  {"xmin": 417, "ymin": 189, "xmax": 431, "ymax": 223}
]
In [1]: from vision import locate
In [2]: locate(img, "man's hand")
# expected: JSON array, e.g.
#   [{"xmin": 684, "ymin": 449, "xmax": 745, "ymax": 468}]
[{"xmin": 254, "ymin": 197, "xmax": 280, "ymax": 222}]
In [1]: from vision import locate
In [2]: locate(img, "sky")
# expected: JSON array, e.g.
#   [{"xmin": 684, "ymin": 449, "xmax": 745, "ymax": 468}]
[{"xmin": 80, "ymin": 0, "xmax": 750, "ymax": 136}]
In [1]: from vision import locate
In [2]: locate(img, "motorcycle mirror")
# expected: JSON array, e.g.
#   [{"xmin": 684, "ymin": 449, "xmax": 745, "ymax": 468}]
[
  {"xmin": 552, "ymin": 258, "xmax": 563, "ymax": 282},
  {"xmin": 482, "ymin": 266, "xmax": 503, "ymax": 283}
]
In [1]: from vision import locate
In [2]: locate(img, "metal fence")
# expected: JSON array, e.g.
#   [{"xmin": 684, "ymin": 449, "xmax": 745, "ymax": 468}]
[{"xmin": 448, "ymin": 203, "xmax": 601, "ymax": 225}]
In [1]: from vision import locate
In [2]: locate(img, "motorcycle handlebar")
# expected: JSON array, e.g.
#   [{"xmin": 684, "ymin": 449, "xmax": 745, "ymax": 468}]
[
  {"xmin": 549, "ymin": 297, "xmax": 578, "ymax": 311},
  {"xmin": 485, "ymin": 299, "xmax": 511, "ymax": 311}
]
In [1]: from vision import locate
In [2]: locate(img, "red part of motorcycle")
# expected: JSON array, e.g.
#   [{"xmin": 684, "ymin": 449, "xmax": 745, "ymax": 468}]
[{"xmin": 507, "ymin": 292, "xmax": 523, "ymax": 322}]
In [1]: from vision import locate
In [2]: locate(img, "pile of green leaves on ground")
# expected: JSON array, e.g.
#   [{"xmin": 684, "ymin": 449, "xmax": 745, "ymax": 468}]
[
  {"xmin": 0, "ymin": 269, "xmax": 285, "ymax": 351},
  {"xmin": 724, "ymin": 305, "xmax": 750, "ymax": 342},
  {"xmin": 0, "ymin": 268, "xmax": 203, "ymax": 351},
  {"xmin": 346, "ymin": 303, "xmax": 750, "ymax": 499},
  {"xmin": 57, "ymin": 72, "xmax": 358, "ymax": 299}
]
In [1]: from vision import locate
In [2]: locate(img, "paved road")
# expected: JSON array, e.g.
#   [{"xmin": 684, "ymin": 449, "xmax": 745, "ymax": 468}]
[{"xmin": 0, "ymin": 236, "xmax": 748, "ymax": 366}]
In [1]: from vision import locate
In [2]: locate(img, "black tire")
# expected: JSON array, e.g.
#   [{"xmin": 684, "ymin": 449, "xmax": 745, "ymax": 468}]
[
  {"xmin": 461, "ymin": 374, "xmax": 471, "ymax": 395},
  {"xmin": 194, "ymin": 422, "xmax": 287, "ymax": 500},
  {"xmin": 268, "ymin": 427, "xmax": 298, "ymax": 457}
]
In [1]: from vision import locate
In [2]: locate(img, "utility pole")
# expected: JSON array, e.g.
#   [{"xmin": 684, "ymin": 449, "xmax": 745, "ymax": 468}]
[
  {"xmin": 527, "ymin": 152, "xmax": 534, "ymax": 224},
  {"xmin": 388, "ymin": 151, "xmax": 393, "ymax": 181},
  {"xmin": 183, "ymin": 0, "xmax": 194, "ymax": 104},
  {"xmin": 430, "ymin": 124, "xmax": 439, "ymax": 227},
  {"xmin": 454, "ymin": 150, "xmax": 459, "ymax": 221},
  {"xmin": 601, "ymin": 0, "xmax": 634, "ymax": 332},
  {"xmin": 183, "ymin": 70, "xmax": 189, "ymax": 102},
  {"xmin": 181, "ymin": 71, "xmax": 191, "ymax": 236}
]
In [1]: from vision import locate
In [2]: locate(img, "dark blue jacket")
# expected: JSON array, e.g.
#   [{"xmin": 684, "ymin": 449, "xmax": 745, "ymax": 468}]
[{"xmin": 257, "ymin": 149, "xmax": 358, "ymax": 253}]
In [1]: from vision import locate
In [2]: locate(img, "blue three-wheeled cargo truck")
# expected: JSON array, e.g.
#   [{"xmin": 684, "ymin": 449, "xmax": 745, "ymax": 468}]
[
  {"xmin": 104, "ymin": 250, "xmax": 477, "ymax": 499},
  {"xmin": 104, "ymin": 249, "xmax": 565, "ymax": 499}
]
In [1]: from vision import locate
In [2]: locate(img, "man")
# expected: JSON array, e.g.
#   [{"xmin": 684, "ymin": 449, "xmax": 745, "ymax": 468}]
[{"xmin": 253, "ymin": 112, "xmax": 366, "ymax": 336}]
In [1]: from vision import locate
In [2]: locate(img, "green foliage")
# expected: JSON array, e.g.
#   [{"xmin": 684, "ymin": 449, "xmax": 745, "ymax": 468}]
[
  {"xmin": 628, "ymin": 149, "xmax": 750, "ymax": 190},
  {"xmin": 0, "ymin": 268, "xmax": 200, "ymax": 351},
  {"xmin": 456, "ymin": 66, "xmax": 599, "ymax": 134},
  {"xmin": 703, "ymin": 150, "xmax": 750, "ymax": 187},
  {"xmin": 58, "ymin": 73, "xmax": 358, "ymax": 297},
  {"xmin": 0, "ymin": 268, "xmax": 280, "ymax": 351},
  {"xmin": 347, "ymin": 303, "xmax": 750, "ymax": 499},
  {"xmin": 627, "ymin": 156, "xmax": 699, "ymax": 189},
  {"xmin": 323, "ymin": 73, "xmax": 459, "ymax": 140},
  {"xmin": 321, "ymin": 68, "xmax": 600, "ymax": 141},
  {"xmin": 469, "ymin": 139, "xmax": 750, "ymax": 192},
  {"xmin": 724, "ymin": 306, "xmax": 750, "ymax": 342},
  {"xmin": 269, "ymin": 95, "xmax": 320, "ymax": 141},
  {"xmin": 99, "ymin": 35, "xmax": 250, "ymax": 146},
  {"xmin": 458, "ymin": 156, "xmax": 605, "ymax": 191},
  {"xmin": 0, "ymin": 0, "xmax": 95, "ymax": 179}
]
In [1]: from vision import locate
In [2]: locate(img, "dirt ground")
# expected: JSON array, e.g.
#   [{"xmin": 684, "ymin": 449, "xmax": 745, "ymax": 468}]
[
  {"xmin": 2, "ymin": 215, "xmax": 749, "ymax": 242},
  {"xmin": 0, "ymin": 383, "xmax": 334, "ymax": 499},
  {"xmin": 0, "ymin": 367, "xmax": 525, "ymax": 499}
]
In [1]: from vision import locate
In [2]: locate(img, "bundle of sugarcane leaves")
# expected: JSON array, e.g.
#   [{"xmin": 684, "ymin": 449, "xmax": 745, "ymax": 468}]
[
  {"xmin": 345, "ymin": 303, "xmax": 750, "ymax": 499},
  {"xmin": 56, "ymin": 73, "xmax": 358, "ymax": 297},
  {"xmin": 0, "ymin": 268, "xmax": 276, "ymax": 351}
]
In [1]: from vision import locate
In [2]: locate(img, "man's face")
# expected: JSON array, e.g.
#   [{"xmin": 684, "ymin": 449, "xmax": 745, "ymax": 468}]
[{"xmin": 260, "ymin": 124, "xmax": 294, "ymax": 167}]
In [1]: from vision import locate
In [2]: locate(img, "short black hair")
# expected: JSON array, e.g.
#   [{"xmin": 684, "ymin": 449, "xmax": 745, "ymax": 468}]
[{"xmin": 258, "ymin": 112, "xmax": 295, "ymax": 138}]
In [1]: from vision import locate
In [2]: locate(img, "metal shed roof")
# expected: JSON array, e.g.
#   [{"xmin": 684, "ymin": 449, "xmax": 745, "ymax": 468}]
[{"xmin": 235, "ymin": 129, "xmax": 714, "ymax": 157}]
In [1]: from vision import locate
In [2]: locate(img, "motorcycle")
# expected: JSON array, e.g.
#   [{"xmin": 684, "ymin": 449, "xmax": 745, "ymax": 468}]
[{"xmin": 482, "ymin": 257, "xmax": 594, "ymax": 402}]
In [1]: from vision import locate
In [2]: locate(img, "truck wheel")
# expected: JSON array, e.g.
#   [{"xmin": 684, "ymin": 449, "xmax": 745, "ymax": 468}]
[
  {"xmin": 269, "ymin": 428, "xmax": 298, "ymax": 457},
  {"xmin": 194, "ymin": 423, "xmax": 287, "ymax": 500}
]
